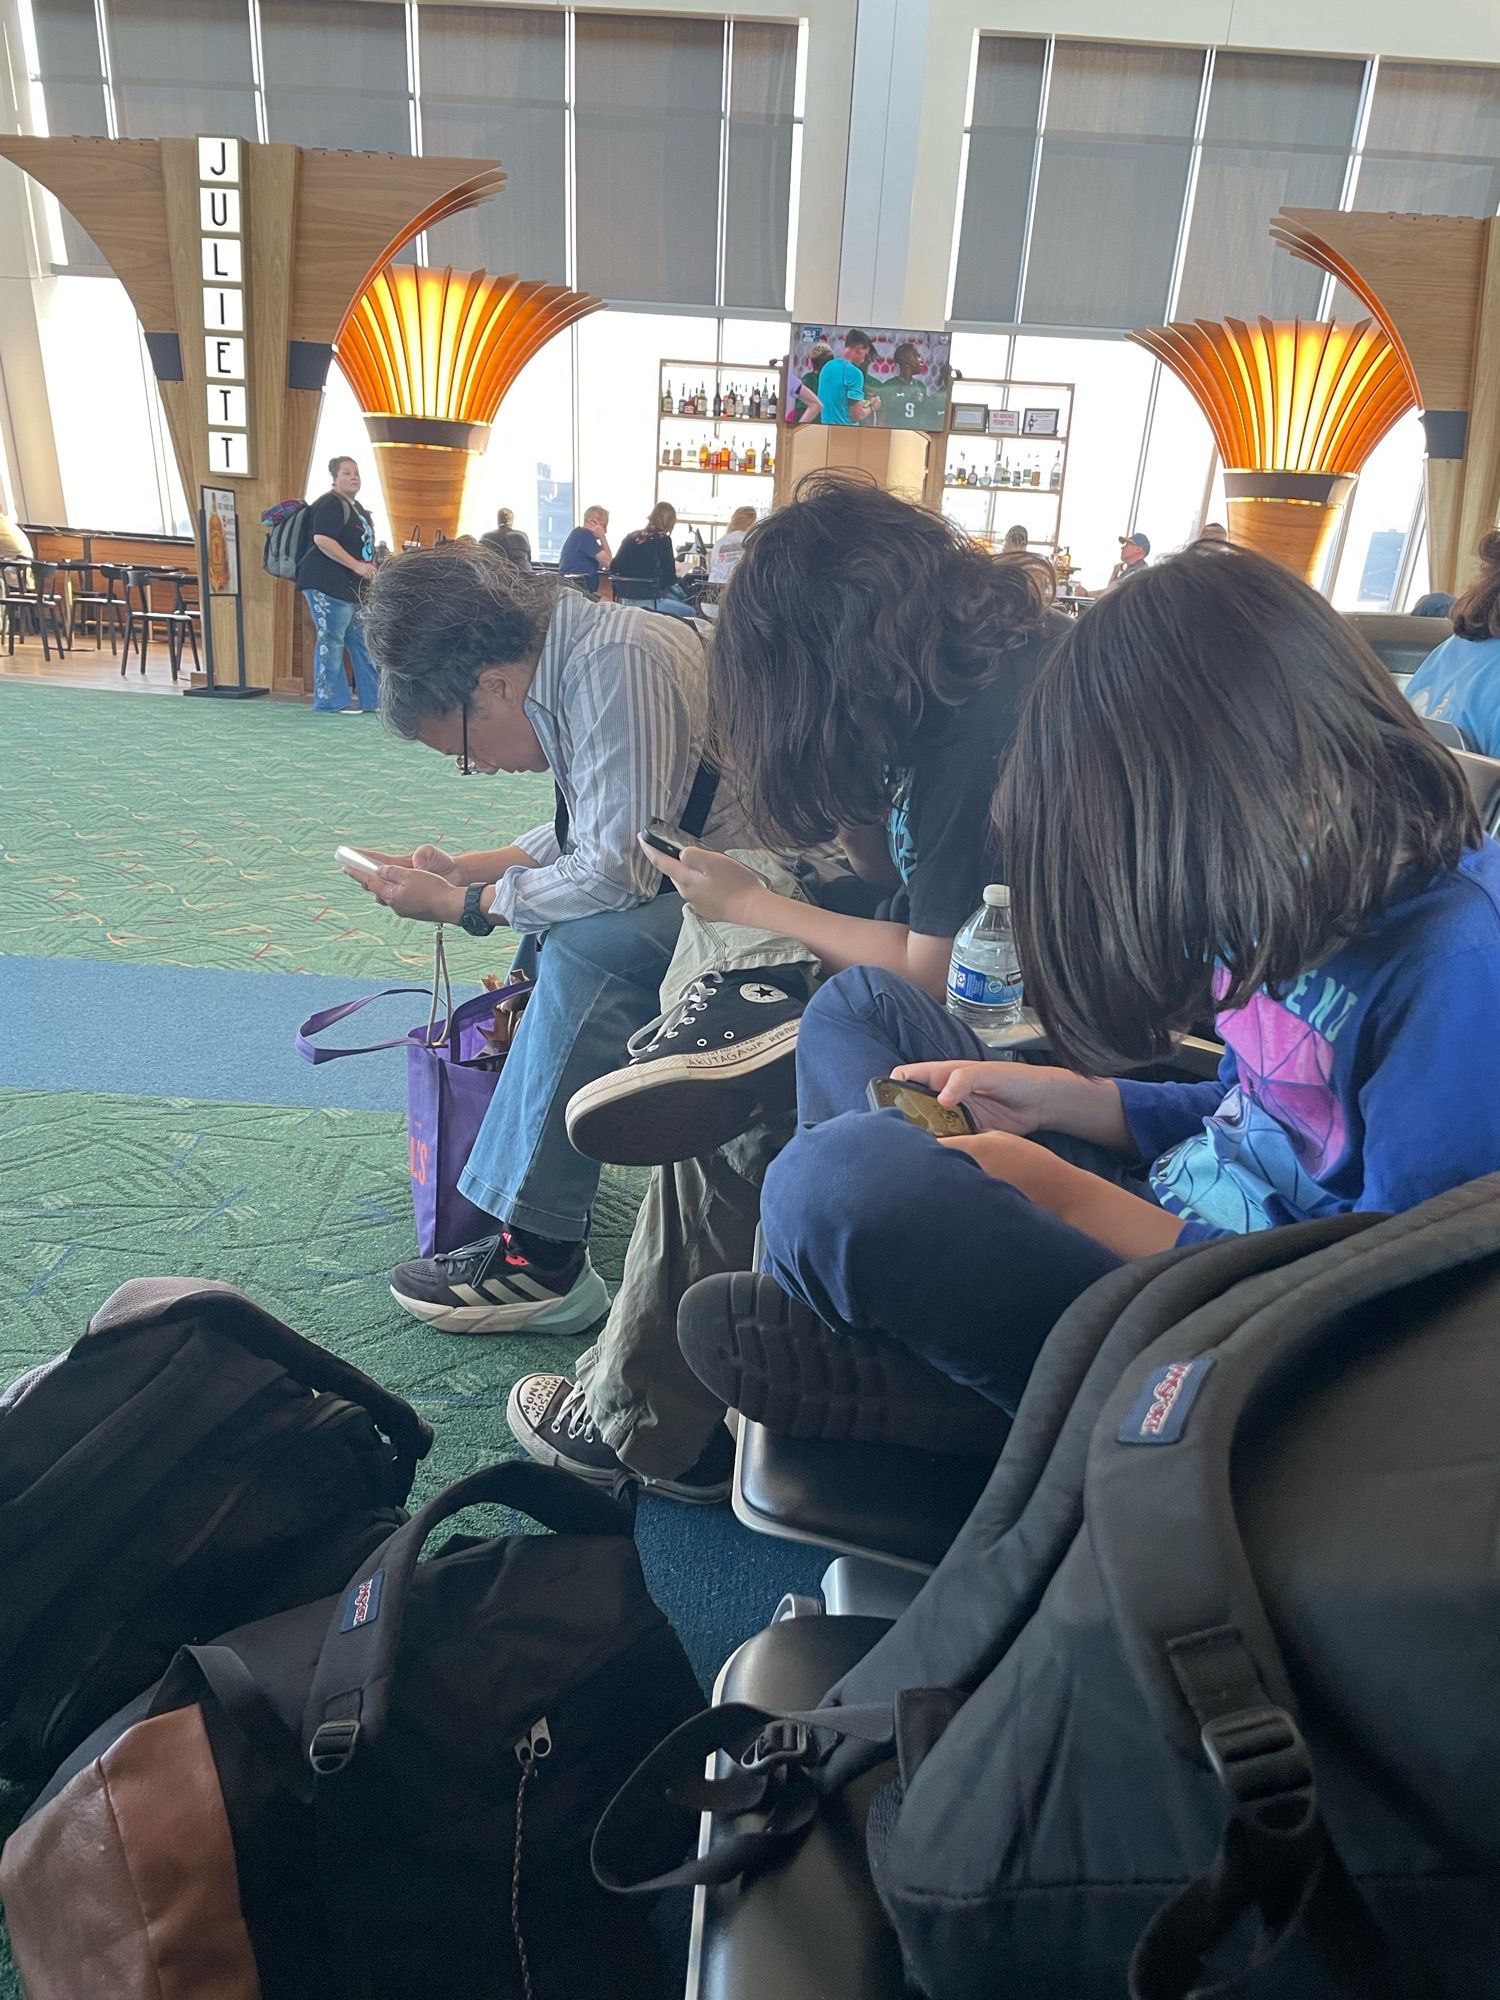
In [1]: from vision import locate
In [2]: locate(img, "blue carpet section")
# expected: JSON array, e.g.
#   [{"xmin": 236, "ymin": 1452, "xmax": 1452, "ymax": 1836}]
[{"xmin": 0, "ymin": 955, "xmax": 481, "ymax": 1111}]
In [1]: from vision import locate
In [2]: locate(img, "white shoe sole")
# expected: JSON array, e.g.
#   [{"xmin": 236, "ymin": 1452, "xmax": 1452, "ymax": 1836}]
[
  {"xmin": 566, "ymin": 1021, "xmax": 800, "ymax": 1166},
  {"xmin": 391, "ymin": 1263, "xmax": 611, "ymax": 1336},
  {"xmin": 506, "ymin": 1382, "xmax": 732, "ymax": 1503}
]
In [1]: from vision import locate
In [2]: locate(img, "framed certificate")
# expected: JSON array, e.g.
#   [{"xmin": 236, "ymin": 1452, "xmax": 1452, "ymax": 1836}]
[
  {"xmin": 1022, "ymin": 406, "xmax": 1059, "ymax": 437},
  {"xmin": 950, "ymin": 402, "xmax": 989, "ymax": 434}
]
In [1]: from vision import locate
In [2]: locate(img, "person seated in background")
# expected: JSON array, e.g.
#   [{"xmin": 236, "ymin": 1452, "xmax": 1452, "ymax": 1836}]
[
  {"xmin": 504, "ymin": 475, "xmax": 1070, "ymax": 1495},
  {"xmin": 1002, "ymin": 524, "xmax": 1028, "ymax": 552},
  {"xmin": 789, "ymin": 343, "xmax": 833, "ymax": 424},
  {"xmin": 815, "ymin": 329, "xmax": 874, "ymax": 426},
  {"xmin": 1407, "ymin": 534, "xmax": 1500, "ymax": 755},
  {"xmin": 706, "ymin": 506, "xmax": 758, "ymax": 587},
  {"xmin": 675, "ymin": 545, "xmax": 1500, "ymax": 1455},
  {"xmin": 345, "ymin": 542, "xmax": 756, "ymax": 1374},
  {"xmin": 1109, "ymin": 529, "xmax": 1151, "ymax": 582},
  {"xmin": 1412, "ymin": 591, "xmax": 1456, "ymax": 618},
  {"xmin": 558, "ymin": 505, "xmax": 612, "ymax": 595},
  {"xmin": 1199, "ymin": 521, "xmax": 1229, "ymax": 545},
  {"xmin": 0, "ymin": 499, "xmax": 32, "ymax": 562},
  {"xmin": 480, "ymin": 508, "xmax": 532, "ymax": 567},
  {"xmin": 294, "ymin": 454, "xmax": 380, "ymax": 714},
  {"xmin": 609, "ymin": 503, "xmax": 697, "ymax": 620}
]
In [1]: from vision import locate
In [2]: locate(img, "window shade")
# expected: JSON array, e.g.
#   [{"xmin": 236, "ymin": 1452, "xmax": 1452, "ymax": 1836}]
[
  {"xmin": 1354, "ymin": 61, "xmax": 1500, "ymax": 217},
  {"xmin": 260, "ymin": 0, "xmax": 410, "ymax": 154},
  {"xmin": 417, "ymin": 6, "xmax": 567, "ymax": 281},
  {"xmin": 1021, "ymin": 42, "xmax": 1205, "ymax": 330},
  {"xmin": 108, "ymin": 0, "xmax": 256, "ymax": 141},
  {"xmin": 723, "ymin": 22, "xmax": 797, "ymax": 311},
  {"xmin": 950, "ymin": 36, "xmax": 1045, "ymax": 324},
  {"xmin": 1175, "ymin": 52, "xmax": 1365, "ymax": 322},
  {"xmin": 573, "ymin": 15, "xmax": 723, "ymax": 307},
  {"xmin": 30, "ymin": 0, "xmax": 107, "ymax": 263}
]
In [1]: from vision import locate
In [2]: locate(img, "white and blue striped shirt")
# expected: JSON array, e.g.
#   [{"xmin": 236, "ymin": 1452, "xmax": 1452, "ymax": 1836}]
[{"xmin": 494, "ymin": 592, "xmax": 753, "ymax": 934}]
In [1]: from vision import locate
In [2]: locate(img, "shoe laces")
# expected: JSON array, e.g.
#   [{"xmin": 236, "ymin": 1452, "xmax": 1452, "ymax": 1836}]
[
  {"xmin": 626, "ymin": 972, "xmax": 723, "ymax": 1061},
  {"xmin": 549, "ymin": 1380, "xmax": 600, "ymax": 1443}
]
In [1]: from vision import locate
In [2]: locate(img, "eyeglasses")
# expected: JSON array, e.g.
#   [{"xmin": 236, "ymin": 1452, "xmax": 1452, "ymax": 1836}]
[{"xmin": 457, "ymin": 701, "xmax": 473, "ymax": 776}]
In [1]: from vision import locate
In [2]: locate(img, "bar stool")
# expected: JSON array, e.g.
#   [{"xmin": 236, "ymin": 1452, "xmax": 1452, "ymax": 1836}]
[{"xmin": 1, "ymin": 558, "xmax": 70, "ymax": 659}]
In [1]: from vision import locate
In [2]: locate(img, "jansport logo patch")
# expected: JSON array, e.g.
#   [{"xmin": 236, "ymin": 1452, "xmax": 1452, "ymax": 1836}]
[
  {"xmin": 1117, "ymin": 1356, "xmax": 1215, "ymax": 1446},
  {"xmin": 340, "ymin": 1569, "xmax": 385, "ymax": 1632}
]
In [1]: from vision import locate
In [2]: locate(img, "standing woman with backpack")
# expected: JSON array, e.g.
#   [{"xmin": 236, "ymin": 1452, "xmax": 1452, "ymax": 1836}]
[{"xmin": 295, "ymin": 455, "xmax": 380, "ymax": 713}]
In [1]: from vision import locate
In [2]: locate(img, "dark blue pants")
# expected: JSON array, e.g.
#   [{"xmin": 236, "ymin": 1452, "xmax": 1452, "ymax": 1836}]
[{"xmin": 759, "ymin": 967, "xmax": 1137, "ymax": 1412}]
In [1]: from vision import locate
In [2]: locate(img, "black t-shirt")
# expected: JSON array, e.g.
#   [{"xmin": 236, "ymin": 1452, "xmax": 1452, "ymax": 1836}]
[
  {"xmin": 610, "ymin": 528, "xmax": 674, "ymax": 600},
  {"xmin": 296, "ymin": 493, "xmax": 375, "ymax": 602},
  {"xmin": 886, "ymin": 610, "xmax": 1070, "ymax": 939},
  {"xmin": 482, "ymin": 527, "xmax": 532, "ymax": 566}
]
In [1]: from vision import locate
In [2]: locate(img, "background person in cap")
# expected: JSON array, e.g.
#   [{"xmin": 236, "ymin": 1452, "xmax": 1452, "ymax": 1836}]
[{"xmin": 1108, "ymin": 530, "xmax": 1151, "ymax": 585}]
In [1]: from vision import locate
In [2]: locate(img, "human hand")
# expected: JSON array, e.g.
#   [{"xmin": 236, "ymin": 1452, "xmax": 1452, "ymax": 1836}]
[
  {"xmin": 357, "ymin": 560, "xmax": 378, "ymax": 580},
  {"xmin": 343, "ymin": 845, "xmax": 460, "ymax": 890},
  {"xmin": 638, "ymin": 840, "xmax": 767, "ymax": 927},
  {"xmin": 366, "ymin": 865, "xmax": 465, "ymax": 925},
  {"xmin": 892, "ymin": 1059, "xmax": 1069, "ymax": 1135},
  {"xmin": 938, "ymin": 1130, "xmax": 1084, "ymax": 1217}
]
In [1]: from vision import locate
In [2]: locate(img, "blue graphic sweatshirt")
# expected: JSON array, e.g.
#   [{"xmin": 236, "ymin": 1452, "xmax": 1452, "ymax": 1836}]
[{"xmin": 1113, "ymin": 839, "xmax": 1500, "ymax": 1243}]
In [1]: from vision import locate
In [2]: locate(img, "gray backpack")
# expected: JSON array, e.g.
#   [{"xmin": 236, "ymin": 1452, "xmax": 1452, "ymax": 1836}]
[
  {"xmin": 597, "ymin": 1178, "xmax": 1500, "ymax": 1998},
  {"xmin": 263, "ymin": 492, "xmax": 351, "ymax": 581}
]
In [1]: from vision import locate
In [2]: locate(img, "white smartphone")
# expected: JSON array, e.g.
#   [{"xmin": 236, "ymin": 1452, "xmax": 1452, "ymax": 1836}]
[{"xmin": 336, "ymin": 845, "xmax": 382, "ymax": 877}]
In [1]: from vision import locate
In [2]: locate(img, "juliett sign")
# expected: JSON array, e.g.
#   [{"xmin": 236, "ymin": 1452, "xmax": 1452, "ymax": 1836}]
[{"xmin": 199, "ymin": 137, "xmax": 251, "ymax": 478}]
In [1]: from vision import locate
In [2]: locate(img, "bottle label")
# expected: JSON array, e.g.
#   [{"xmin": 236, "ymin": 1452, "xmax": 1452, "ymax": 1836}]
[{"xmin": 947, "ymin": 962, "xmax": 1023, "ymax": 1007}]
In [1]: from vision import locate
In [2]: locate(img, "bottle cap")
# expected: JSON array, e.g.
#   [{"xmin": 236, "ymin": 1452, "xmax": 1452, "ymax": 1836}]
[{"xmin": 982, "ymin": 883, "xmax": 1012, "ymax": 908}]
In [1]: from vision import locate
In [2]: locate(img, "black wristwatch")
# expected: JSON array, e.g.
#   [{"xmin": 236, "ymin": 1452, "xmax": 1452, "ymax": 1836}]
[{"xmin": 460, "ymin": 883, "xmax": 497, "ymax": 936}]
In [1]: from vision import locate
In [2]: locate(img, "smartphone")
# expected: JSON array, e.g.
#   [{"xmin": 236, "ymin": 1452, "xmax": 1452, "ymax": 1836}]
[
  {"xmin": 335, "ymin": 845, "xmax": 382, "ymax": 878},
  {"xmin": 866, "ymin": 1076, "xmax": 977, "ymax": 1138},
  {"xmin": 640, "ymin": 819, "xmax": 694, "ymax": 861}
]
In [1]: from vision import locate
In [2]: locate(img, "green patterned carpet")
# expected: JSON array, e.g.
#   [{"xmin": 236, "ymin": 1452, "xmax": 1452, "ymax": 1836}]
[{"xmin": 0, "ymin": 684, "xmax": 814, "ymax": 1993}]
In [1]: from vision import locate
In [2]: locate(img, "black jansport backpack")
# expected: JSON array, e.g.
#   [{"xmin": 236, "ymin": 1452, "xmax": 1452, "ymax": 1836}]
[
  {"xmin": 1, "ymin": 1461, "xmax": 704, "ymax": 2000},
  {"xmin": 0, "ymin": 1277, "xmax": 432, "ymax": 1778},
  {"xmin": 597, "ymin": 1178, "xmax": 1500, "ymax": 1998}
]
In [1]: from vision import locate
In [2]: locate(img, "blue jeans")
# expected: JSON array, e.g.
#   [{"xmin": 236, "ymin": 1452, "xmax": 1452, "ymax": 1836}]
[
  {"xmin": 644, "ymin": 594, "xmax": 698, "ymax": 621},
  {"xmin": 760, "ymin": 967, "xmax": 1139, "ymax": 1412},
  {"xmin": 303, "ymin": 590, "xmax": 379, "ymax": 711},
  {"xmin": 459, "ymin": 895, "xmax": 685, "ymax": 1242}
]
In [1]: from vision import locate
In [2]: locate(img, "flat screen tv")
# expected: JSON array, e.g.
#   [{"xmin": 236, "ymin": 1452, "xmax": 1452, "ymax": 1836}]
[{"xmin": 786, "ymin": 323, "xmax": 953, "ymax": 432}]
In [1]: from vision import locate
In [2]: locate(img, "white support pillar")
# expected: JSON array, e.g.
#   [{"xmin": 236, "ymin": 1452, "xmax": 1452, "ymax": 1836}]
[
  {"xmin": 835, "ymin": 0, "xmax": 933, "ymax": 326},
  {"xmin": 0, "ymin": 0, "xmax": 67, "ymax": 522}
]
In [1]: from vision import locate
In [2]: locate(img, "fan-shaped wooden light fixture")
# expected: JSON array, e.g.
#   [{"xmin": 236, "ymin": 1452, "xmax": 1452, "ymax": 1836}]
[
  {"xmin": 337, "ymin": 264, "xmax": 605, "ymax": 543},
  {"xmin": 1128, "ymin": 317, "xmax": 1415, "ymax": 581}
]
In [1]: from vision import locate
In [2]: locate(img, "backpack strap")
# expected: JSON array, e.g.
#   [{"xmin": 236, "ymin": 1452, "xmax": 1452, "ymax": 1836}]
[
  {"xmin": 1089, "ymin": 1178, "xmax": 1500, "ymax": 1997},
  {"xmin": 85, "ymin": 1280, "xmax": 434, "ymax": 1489},
  {"xmin": 151, "ymin": 1643, "xmax": 312, "ymax": 1806}
]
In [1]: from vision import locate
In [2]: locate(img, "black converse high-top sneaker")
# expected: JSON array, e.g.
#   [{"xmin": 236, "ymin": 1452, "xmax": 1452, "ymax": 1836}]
[{"xmin": 565, "ymin": 969, "xmax": 805, "ymax": 1166}]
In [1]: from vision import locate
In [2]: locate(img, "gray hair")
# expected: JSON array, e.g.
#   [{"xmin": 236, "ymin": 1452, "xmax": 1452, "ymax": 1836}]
[{"xmin": 361, "ymin": 542, "xmax": 558, "ymax": 740}]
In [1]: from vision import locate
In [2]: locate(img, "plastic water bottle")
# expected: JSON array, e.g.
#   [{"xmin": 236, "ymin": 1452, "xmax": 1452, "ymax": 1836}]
[{"xmin": 946, "ymin": 885, "xmax": 1025, "ymax": 1036}]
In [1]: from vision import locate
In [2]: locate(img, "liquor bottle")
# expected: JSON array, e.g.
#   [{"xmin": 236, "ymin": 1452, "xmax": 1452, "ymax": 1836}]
[
  {"xmin": 712, "ymin": 385, "xmax": 722, "ymax": 420},
  {"xmin": 699, "ymin": 439, "xmax": 711, "ymax": 470},
  {"xmin": 678, "ymin": 390, "xmax": 688, "ymax": 416},
  {"xmin": 672, "ymin": 441, "xmax": 683, "ymax": 468},
  {"xmin": 1049, "ymin": 452, "xmax": 1062, "ymax": 490},
  {"xmin": 742, "ymin": 441, "xmax": 755, "ymax": 473},
  {"xmin": 1030, "ymin": 456, "xmax": 1041, "ymax": 488},
  {"xmin": 698, "ymin": 381, "xmax": 708, "ymax": 415},
  {"xmin": 763, "ymin": 440, "xmax": 774, "ymax": 474},
  {"xmin": 955, "ymin": 455, "xmax": 967, "ymax": 487},
  {"xmin": 723, "ymin": 382, "xmax": 736, "ymax": 419},
  {"xmin": 661, "ymin": 441, "xmax": 671, "ymax": 467},
  {"xmin": 749, "ymin": 384, "xmax": 762, "ymax": 420},
  {"xmin": 1011, "ymin": 458, "xmax": 1023, "ymax": 489},
  {"xmin": 662, "ymin": 380, "xmax": 673, "ymax": 415}
]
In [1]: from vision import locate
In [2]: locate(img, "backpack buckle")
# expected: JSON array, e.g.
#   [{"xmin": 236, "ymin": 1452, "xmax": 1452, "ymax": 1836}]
[
  {"xmin": 309, "ymin": 1718, "xmax": 361, "ymax": 1776},
  {"xmin": 741, "ymin": 1719, "xmax": 811, "ymax": 1774},
  {"xmin": 1201, "ymin": 1705, "xmax": 1315, "ymax": 1828}
]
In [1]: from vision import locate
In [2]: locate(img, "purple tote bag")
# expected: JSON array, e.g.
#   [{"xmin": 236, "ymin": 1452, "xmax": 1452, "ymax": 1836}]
[{"xmin": 296, "ymin": 949, "xmax": 528, "ymax": 1257}]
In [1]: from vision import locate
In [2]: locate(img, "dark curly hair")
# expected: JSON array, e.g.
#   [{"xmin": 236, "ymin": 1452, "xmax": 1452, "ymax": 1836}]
[
  {"xmin": 360, "ymin": 542, "xmax": 557, "ymax": 739},
  {"xmin": 994, "ymin": 543, "xmax": 1480, "ymax": 1074},
  {"xmin": 711, "ymin": 472, "xmax": 1048, "ymax": 843},
  {"xmin": 1451, "ymin": 529, "xmax": 1500, "ymax": 642}
]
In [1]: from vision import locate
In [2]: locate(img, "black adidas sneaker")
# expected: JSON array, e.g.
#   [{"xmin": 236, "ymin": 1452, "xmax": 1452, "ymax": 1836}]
[
  {"xmin": 565, "ymin": 969, "xmax": 806, "ymax": 1166},
  {"xmin": 677, "ymin": 1271, "xmax": 1012, "ymax": 1458},
  {"xmin": 389, "ymin": 1231, "xmax": 610, "ymax": 1335}
]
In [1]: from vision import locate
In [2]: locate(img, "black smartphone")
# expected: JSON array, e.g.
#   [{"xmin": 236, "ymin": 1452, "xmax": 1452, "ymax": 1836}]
[
  {"xmin": 640, "ymin": 819, "xmax": 693, "ymax": 861},
  {"xmin": 866, "ymin": 1076, "xmax": 977, "ymax": 1137}
]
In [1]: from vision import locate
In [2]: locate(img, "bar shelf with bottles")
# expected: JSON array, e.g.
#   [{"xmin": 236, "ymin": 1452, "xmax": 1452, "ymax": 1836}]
[
  {"xmin": 934, "ymin": 378, "xmax": 1074, "ymax": 552},
  {"xmin": 656, "ymin": 359, "xmax": 782, "ymax": 504}
]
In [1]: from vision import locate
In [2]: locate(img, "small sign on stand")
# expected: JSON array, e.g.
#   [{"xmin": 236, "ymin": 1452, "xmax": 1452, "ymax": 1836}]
[{"xmin": 184, "ymin": 484, "xmax": 267, "ymax": 698}]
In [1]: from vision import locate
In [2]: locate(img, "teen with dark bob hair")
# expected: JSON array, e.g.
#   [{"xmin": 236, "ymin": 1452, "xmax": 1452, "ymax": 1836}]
[{"xmin": 678, "ymin": 544, "xmax": 1500, "ymax": 1453}]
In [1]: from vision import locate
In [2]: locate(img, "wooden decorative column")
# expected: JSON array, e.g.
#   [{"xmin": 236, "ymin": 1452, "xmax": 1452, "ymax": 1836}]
[
  {"xmin": 0, "ymin": 136, "xmax": 503, "ymax": 691},
  {"xmin": 1270, "ymin": 210, "xmax": 1500, "ymax": 595},
  {"xmin": 337, "ymin": 264, "xmax": 603, "ymax": 546},
  {"xmin": 1127, "ymin": 316, "xmax": 1414, "ymax": 585}
]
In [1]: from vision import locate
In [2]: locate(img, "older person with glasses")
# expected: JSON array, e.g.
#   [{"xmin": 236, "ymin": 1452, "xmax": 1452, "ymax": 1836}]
[{"xmin": 343, "ymin": 540, "xmax": 755, "ymax": 1344}]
